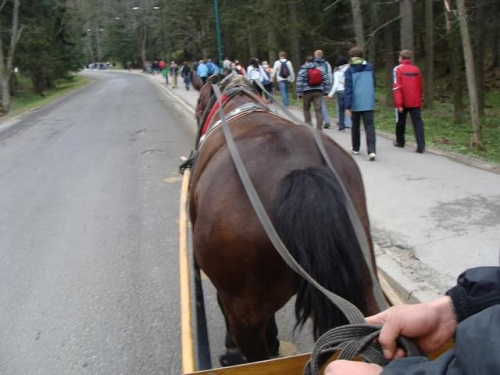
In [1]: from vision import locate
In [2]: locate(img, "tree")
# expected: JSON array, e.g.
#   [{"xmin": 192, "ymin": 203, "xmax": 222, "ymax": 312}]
[
  {"xmin": 444, "ymin": 0, "xmax": 464, "ymax": 124},
  {"xmin": 400, "ymin": 0, "xmax": 414, "ymax": 51},
  {"xmin": 455, "ymin": 0, "xmax": 483, "ymax": 149},
  {"xmin": 15, "ymin": 0, "xmax": 84, "ymax": 95},
  {"xmin": 0, "ymin": 0, "xmax": 23, "ymax": 113},
  {"xmin": 350, "ymin": 0, "xmax": 364, "ymax": 47},
  {"xmin": 424, "ymin": 0, "xmax": 434, "ymax": 109}
]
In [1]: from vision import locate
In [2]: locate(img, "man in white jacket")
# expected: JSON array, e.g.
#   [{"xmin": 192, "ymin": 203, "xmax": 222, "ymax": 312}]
[
  {"xmin": 326, "ymin": 57, "xmax": 351, "ymax": 131},
  {"xmin": 271, "ymin": 51, "xmax": 295, "ymax": 107}
]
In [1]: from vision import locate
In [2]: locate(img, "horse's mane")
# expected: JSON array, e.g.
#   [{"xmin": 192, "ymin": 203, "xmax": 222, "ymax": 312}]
[{"xmin": 219, "ymin": 74, "xmax": 252, "ymax": 93}]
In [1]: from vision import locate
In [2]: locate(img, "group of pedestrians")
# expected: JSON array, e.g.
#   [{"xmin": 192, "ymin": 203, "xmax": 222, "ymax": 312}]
[
  {"xmin": 295, "ymin": 46, "xmax": 425, "ymax": 161},
  {"xmin": 187, "ymin": 47, "xmax": 425, "ymax": 162},
  {"xmin": 160, "ymin": 61, "xmax": 192, "ymax": 90}
]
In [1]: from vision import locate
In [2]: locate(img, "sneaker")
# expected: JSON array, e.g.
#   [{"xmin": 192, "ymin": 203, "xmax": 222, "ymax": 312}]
[
  {"xmin": 368, "ymin": 152, "xmax": 376, "ymax": 161},
  {"xmin": 393, "ymin": 141, "xmax": 404, "ymax": 148},
  {"xmin": 416, "ymin": 149, "xmax": 424, "ymax": 154},
  {"xmin": 323, "ymin": 123, "xmax": 331, "ymax": 129},
  {"xmin": 350, "ymin": 148, "xmax": 360, "ymax": 155},
  {"xmin": 338, "ymin": 128, "xmax": 346, "ymax": 132}
]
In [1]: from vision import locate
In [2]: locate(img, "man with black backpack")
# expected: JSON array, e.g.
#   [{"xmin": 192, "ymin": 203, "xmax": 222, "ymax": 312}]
[
  {"xmin": 296, "ymin": 55, "xmax": 330, "ymax": 130},
  {"xmin": 271, "ymin": 51, "xmax": 295, "ymax": 107}
]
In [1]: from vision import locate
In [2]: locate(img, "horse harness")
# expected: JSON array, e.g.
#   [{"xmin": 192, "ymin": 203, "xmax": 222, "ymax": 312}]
[
  {"xmin": 199, "ymin": 102, "xmax": 270, "ymax": 147},
  {"xmin": 181, "ymin": 77, "xmax": 422, "ymax": 373}
]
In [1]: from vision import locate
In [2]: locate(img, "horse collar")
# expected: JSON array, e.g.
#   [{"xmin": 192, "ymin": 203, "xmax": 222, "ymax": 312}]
[{"xmin": 198, "ymin": 103, "xmax": 265, "ymax": 148}]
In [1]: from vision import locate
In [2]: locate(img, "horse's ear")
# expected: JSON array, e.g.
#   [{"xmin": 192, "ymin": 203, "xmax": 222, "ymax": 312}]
[
  {"xmin": 191, "ymin": 72, "xmax": 202, "ymax": 91},
  {"xmin": 207, "ymin": 75, "xmax": 221, "ymax": 85}
]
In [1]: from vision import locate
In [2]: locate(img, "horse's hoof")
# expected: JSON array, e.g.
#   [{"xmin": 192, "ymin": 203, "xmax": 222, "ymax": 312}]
[{"xmin": 219, "ymin": 350, "xmax": 247, "ymax": 367}]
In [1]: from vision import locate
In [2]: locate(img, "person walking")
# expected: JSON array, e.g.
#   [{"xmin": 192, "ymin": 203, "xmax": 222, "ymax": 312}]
[
  {"xmin": 246, "ymin": 57, "xmax": 268, "ymax": 97},
  {"xmin": 180, "ymin": 61, "xmax": 191, "ymax": 90},
  {"xmin": 197, "ymin": 60, "xmax": 208, "ymax": 84},
  {"xmin": 314, "ymin": 50, "xmax": 333, "ymax": 129},
  {"xmin": 271, "ymin": 51, "xmax": 295, "ymax": 107},
  {"xmin": 326, "ymin": 57, "xmax": 350, "ymax": 131},
  {"xmin": 344, "ymin": 46, "xmax": 377, "ymax": 161},
  {"xmin": 296, "ymin": 55, "xmax": 330, "ymax": 130},
  {"xmin": 162, "ymin": 62, "xmax": 169, "ymax": 85},
  {"xmin": 170, "ymin": 61, "xmax": 179, "ymax": 88},
  {"xmin": 324, "ymin": 266, "xmax": 500, "ymax": 374},
  {"xmin": 393, "ymin": 50, "xmax": 426, "ymax": 153},
  {"xmin": 261, "ymin": 61, "xmax": 273, "ymax": 102},
  {"xmin": 234, "ymin": 60, "xmax": 246, "ymax": 76}
]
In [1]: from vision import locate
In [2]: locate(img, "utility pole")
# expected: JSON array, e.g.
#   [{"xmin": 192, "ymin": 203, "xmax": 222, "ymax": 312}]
[{"xmin": 213, "ymin": 0, "xmax": 223, "ymax": 68}]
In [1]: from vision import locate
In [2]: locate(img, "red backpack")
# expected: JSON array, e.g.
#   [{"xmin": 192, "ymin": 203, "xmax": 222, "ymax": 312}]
[{"xmin": 307, "ymin": 67, "xmax": 323, "ymax": 86}]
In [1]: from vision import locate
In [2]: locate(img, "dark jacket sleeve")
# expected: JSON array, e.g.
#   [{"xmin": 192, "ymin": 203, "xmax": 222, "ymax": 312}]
[
  {"xmin": 344, "ymin": 67, "xmax": 353, "ymax": 110},
  {"xmin": 446, "ymin": 266, "xmax": 500, "ymax": 323},
  {"xmin": 296, "ymin": 68, "xmax": 306, "ymax": 96},
  {"xmin": 381, "ymin": 267, "xmax": 500, "ymax": 375},
  {"xmin": 382, "ymin": 305, "xmax": 500, "ymax": 375}
]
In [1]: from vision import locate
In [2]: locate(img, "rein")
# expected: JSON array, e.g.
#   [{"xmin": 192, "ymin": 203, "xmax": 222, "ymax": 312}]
[{"xmin": 209, "ymin": 81, "xmax": 422, "ymax": 373}]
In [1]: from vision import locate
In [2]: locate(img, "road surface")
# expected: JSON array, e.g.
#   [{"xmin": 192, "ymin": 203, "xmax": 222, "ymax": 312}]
[{"xmin": 0, "ymin": 72, "xmax": 193, "ymax": 374}]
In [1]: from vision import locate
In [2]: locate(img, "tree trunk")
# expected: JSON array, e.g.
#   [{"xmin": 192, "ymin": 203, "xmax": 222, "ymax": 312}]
[
  {"xmin": 350, "ymin": 0, "xmax": 365, "ymax": 47},
  {"xmin": 288, "ymin": 1, "xmax": 300, "ymax": 99},
  {"xmin": 140, "ymin": 24, "xmax": 147, "ymax": 70},
  {"xmin": 246, "ymin": 17, "xmax": 257, "ymax": 58},
  {"xmin": 444, "ymin": 0, "xmax": 464, "ymax": 124},
  {"xmin": 400, "ymin": 0, "xmax": 414, "ymax": 51},
  {"xmin": 424, "ymin": 0, "xmax": 434, "ymax": 109},
  {"xmin": 493, "ymin": 28, "xmax": 499, "ymax": 68},
  {"xmin": 384, "ymin": 9, "xmax": 395, "ymax": 107},
  {"xmin": 1, "ymin": 78, "xmax": 11, "ymax": 114},
  {"xmin": 456, "ymin": 0, "xmax": 483, "ymax": 149},
  {"xmin": 368, "ymin": 1, "xmax": 378, "ymax": 66},
  {"xmin": 474, "ymin": 0, "xmax": 485, "ymax": 116},
  {"xmin": 31, "ymin": 69, "xmax": 45, "ymax": 95},
  {"xmin": 0, "ymin": 0, "xmax": 22, "ymax": 114},
  {"xmin": 264, "ymin": 0, "xmax": 277, "ymax": 64}
]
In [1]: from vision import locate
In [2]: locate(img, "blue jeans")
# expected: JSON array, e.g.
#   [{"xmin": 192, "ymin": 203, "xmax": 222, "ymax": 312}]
[
  {"xmin": 184, "ymin": 75, "xmax": 190, "ymax": 90},
  {"xmin": 278, "ymin": 80, "xmax": 289, "ymax": 107},
  {"xmin": 321, "ymin": 98, "xmax": 330, "ymax": 125},
  {"xmin": 336, "ymin": 93, "xmax": 351, "ymax": 128}
]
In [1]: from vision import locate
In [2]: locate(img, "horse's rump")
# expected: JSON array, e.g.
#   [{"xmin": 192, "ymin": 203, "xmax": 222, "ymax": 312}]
[{"xmin": 189, "ymin": 76, "xmax": 379, "ymax": 363}]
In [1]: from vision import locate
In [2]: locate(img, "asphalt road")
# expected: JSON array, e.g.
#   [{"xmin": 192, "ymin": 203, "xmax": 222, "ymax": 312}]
[{"xmin": 0, "ymin": 72, "xmax": 195, "ymax": 374}]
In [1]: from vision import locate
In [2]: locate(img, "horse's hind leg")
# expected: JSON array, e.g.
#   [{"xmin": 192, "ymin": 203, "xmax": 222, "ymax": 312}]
[
  {"xmin": 217, "ymin": 295, "xmax": 279, "ymax": 365},
  {"xmin": 265, "ymin": 315, "xmax": 279, "ymax": 357},
  {"xmin": 217, "ymin": 295, "xmax": 246, "ymax": 367}
]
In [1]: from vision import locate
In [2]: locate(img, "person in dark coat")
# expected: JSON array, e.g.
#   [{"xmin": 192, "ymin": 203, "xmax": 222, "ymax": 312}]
[
  {"xmin": 344, "ymin": 46, "xmax": 377, "ymax": 161},
  {"xmin": 324, "ymin": 266, "xmax": 500, "ymax": 374}
]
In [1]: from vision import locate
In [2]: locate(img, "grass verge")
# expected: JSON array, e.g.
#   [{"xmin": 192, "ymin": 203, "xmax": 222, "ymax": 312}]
[
  {"xmin": 279, "ymin": 88, "xmax": 500, "ymax": 166},
  {"xmin": 1, "ymin": 75, "xmax": 90, "ymax": 122}
]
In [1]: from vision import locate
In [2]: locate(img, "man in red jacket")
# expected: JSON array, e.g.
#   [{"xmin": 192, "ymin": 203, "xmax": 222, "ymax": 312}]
[{"xmin": 392, "ymin": 50, "xmax": 425, "ymax": 153}]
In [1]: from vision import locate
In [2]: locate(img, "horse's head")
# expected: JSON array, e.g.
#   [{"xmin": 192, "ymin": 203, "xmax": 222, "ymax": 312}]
[{"xmin": 194, "ymin": 74, "xmax": 254, "ymax": 130}]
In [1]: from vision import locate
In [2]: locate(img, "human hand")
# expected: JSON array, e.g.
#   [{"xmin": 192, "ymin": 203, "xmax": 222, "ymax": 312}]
[
  {"xmin": 366, "ymin": 296, "xmax": 457, "ymax": 360},
  {"xmin": 346, "ymin": 110, "xmax": 352, "ymax": 117},
  {"xmin": 325, "ymin": 96, "xmax": 331, "ymax": 101},
  {"xmin": 397, "ymin": 107, "xmax": 403, "ymax": 113},
  {"xmin": 324, "ymin": 360, "xmax": 383, "ymax": 375}
]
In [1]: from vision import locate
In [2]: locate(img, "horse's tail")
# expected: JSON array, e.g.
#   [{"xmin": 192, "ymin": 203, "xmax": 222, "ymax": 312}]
[{"xmin": 272, "ymin": 167, "xmax": 368, "ymax": 339}]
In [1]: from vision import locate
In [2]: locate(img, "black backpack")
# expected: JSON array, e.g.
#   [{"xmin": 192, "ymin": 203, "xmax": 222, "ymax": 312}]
[{"xmin": 279, "ymin": 61, "xmax": 290, "ymax": 79}]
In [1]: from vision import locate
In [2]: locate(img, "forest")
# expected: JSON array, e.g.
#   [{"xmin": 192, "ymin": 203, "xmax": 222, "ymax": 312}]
[{"xmin": 1, "ymin": 0, "xmax": 499, "ymax": 160}]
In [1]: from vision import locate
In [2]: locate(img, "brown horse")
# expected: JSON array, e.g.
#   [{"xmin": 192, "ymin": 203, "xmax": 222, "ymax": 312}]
[{"xmin": 188, "ymin": 73, "xmax": 380, "ymax": 366}]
